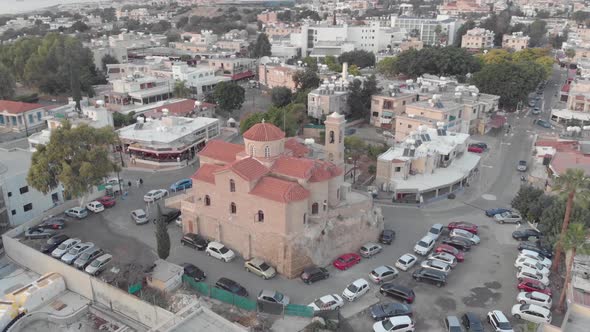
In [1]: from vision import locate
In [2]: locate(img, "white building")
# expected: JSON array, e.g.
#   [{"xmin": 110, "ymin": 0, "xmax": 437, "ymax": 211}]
[
  {"xmin": 172, "ymin": 63, "xmax": 231, "ymax": 97},
  {"xmin": 307, "ymin": 81, "xmax": 350, "ymax": 119},
  {"xmin": 391, "ymin": 15, "xmax": 459, "ymax": 46},
  {"xmin": 105, "ymin": 74, "xmax": 174, "ymax": 109}
]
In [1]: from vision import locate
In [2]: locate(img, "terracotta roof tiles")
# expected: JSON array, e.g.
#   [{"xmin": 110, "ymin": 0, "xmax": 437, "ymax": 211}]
[
  {"xmin": 271, "ymin": 156, "xmax": 314, "ymax": 179},
  {"xmin": 192, "ymin": 164, "xmax": 222, "ymax": 184},
  {"xmin": 198, "ymin": 140, "xmax": 243, "ymax": 164},
  {"xmin": 0, "ymin": 100, "xmax": 44, "ymax": 114},
  {"xmin": 243, "ymin": 122, "xmax": 285, "ymax": 142},
  {"xmin": 250, "ymin": 176, "xmax": 310, "ymax": 203},
  {"xmin": 284, "ymin": 138, "xmax": 310, "ymax": 157},
  {"xmin": 216, "ymin": 157, "xmax": 269, "ymax": 181}
]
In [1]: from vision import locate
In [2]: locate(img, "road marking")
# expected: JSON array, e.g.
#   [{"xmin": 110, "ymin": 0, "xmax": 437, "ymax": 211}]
[
  {"xmin": 482, "ymin": 194, "xmax": 497, "ymax": 201},
  {"xmin": 481, "ymin": 165, "xmax": 493, "ymax": 168},
  {"xmin": 501, "ymin": 142, "xmax": 511, "ymax": 145}
]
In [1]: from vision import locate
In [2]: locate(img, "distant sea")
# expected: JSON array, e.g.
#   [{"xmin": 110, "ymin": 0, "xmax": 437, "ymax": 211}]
[{"xmin": 1, "ymin": 0, "xmax": 105, "ymax": 15}]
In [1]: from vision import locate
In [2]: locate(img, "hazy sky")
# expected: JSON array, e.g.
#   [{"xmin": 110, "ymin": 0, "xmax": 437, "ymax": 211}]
[{"xmin": 2, "ymin": 0, "xmax": 103, "ymax": 15}]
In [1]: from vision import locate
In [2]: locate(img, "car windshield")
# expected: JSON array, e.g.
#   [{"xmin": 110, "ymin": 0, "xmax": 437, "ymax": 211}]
[
  {"xmin": 90, "ymin": 259, "xmax": 101, "ymax": 267},
  {"xmin": 274, "ymin": 292, "xmax": 284, "ymax": 301},
  {"xmin": 136, "ymin": 212, "xmax": 146, "ymax": 218},
  {"xmin": 430, "ymin": 227, "xmax": 441, "ymax": 234},
  {"xmin": 313, "ymin": 299, "xmax": 326, "ymax": 307},
  {"xmin": 347, "ymin": 284, "xmax": 359, "ymax": 293},
  {"xmin": 57, "ymin": 243, "xmax": 67, "ymax": 250},
  {"xmin": 219, "ymin": 247, "xmax": 229, "ymax": 254},
  {"xmin": 459, "ymin": 231, "xmax": 473, "ymax": 238},
  {"xmin": 399, "ymin": 258, "xmax": 408, "ymax": 264},
  {"xmin": 259, "ymin": 262, "xmax": 270, "ymax": 271},
  {"xmin": 535, "ymin": 262, "xmax": 544, "ymax": 270},
  {"xmin": 519, "ymin": 161, "xmax": 526, "ymax": 165},
  {"xmin": 80, "ymin": 252, "xmax": 91, "ymax": 260},
  {"xmin": 382, "ymin": 320, "xmax": 394, "ymax": 330},
  {"xmin": 498, "ymin": 320, "xmax": 512, "ymax": 329},
  {"xmin": 96, "ymin": 203, "xmax": 103, "ymax": 208},
  {"xmin": 418, "ymin": 241, "xmax": 428, "ymax": 247}
]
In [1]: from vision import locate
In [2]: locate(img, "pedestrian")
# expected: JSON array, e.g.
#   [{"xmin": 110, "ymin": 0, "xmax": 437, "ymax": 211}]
[
  {"xmin": 136, "ymin": 179, "xmax": 140, "ymax": 187},
  {"xmin": 127, "ymin": 181, "xmax": 132, "ymax": 188},
  {"xmin": 139, "ymin": 178, "xmax": 143, "ymax": 186}
]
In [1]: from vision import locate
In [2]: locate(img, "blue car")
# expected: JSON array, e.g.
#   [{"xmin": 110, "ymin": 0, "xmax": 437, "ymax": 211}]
[
  {"xmin": 535, "ymin": 119, "xmax": 552, "ymax": 129},
  {"xmin": 485, "ymin": 208, "xmax": 511, "ymax": 217},
  {"xmin": 170, "ymin": 178, "xmax": 192, "ymax": 192}
]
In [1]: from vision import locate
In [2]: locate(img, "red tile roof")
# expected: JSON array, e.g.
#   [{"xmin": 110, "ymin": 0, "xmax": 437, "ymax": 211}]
[
  {"xmin": 309, "ymin": 160, "xmax": 343, "ymax": 182},
  {"xmin": 243, "ymin": 122, "xmax": 285, "ymax": 141},
  {"xmin": 216, "ymin": 157, "xmax": 269, "ymax": 181},
  {"xmin": 561, "ymin": 84, "xmax": 570, "ymax": 93},
  {"xmin": 192, "ymin": 164, "xmax": 222, "ymax": 184},
  {"xmin": 284, "ymin": 138, "xmax": 310, "ymax": 157},
  {"xmin": 272, "ymin": 156, "xmax": 314, "ymax": 179},
  {"xmin": 550, "ymin": 151, "xmax": 590, "ymax": 176},
  {"xmin": 198, "ymin": 140, "xmax": 243, "ymax": 163},
  {"xmin": 250, "ymin": 176, "xmax": 310, "ymax": 203},
  {"xmin": 0, "ymin": 100, "xmax": 44, "ymax": 114},
  {"xmin": 535, "ymin": 140, "xmax": 578, "ymax": 152}
]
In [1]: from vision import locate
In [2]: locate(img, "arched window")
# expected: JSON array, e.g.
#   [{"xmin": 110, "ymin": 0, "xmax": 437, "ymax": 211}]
[
  {"xmin": 204, "ymin": 195, "xmax": 211, "ymax": 206},
  {"xmin": 229, "ymin": 179, "xmax": 235, "ymax": 192},
  {"xmin": 339, "ymin": 130, "xmax": 342, "ymax": 143},
  {"xmin": 337, "ymin": 189, "xmax": 340, "ymax": 200},
  {"xmin": 230, "ymin": 202, "xmax": 237, "ymax": 214},
  {"xmin": 249, "ymin": 144, "xmax": 255, "ymax": 156},
  {"xmin": 312, "ymin": 202, "xmax": 319, "ymax": 215},
  {"xmin": 323, "ymin": 200, "xmax": 327, "ymax": 211},
  {"xmin": 303, "ymin": 213, "xmax": 307, "ymax": 224},
  {"xmin": 257, "ymin": 210, "xmax": 264, "ymax": 222},
  {"xmin": 264, "ymin": 145, "xmax": 271, "ymax": 158},
  {"xmin": 329, "ymin": 131, "xmax": 335, "ymax": 143}
]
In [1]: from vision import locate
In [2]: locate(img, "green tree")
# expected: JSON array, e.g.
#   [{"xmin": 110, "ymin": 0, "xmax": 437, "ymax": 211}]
[
  {"xmin": 293, "ymin": 69, "xmax": 320, "ymax": 91},
  {"xmin": 213, "ymin": 81, "xmax": 245, "ymax": 112},
  {"xmin": 101, "ymin": 54, "xmax": 119, "ymax": 72},
  {"xmin": 361, "ymin": 75, "xmax": 381, "ymax": 113},
  {"xmin": 572, "ymin": 11, "xmax": 590, "ymax": 24},
  {"xmin": 155, "ymin": 203, "xmax": 170, "ymax": 260},
  {"xmin": 550, "ymin": 169, "xmax": 590, "ymax": 273},
  {"xmin": 557, "ymin": 223, "xmax": 590, "ymax": 312},
  {"xmin": 70, "ymin": 21, "xmax": 90, "ymax": 32},
  {"xmin": 511, "ymin": 185, "xmax": 545, "ymax": 220},
  {"xmin": 173, "ymin": 80, "xmax": 192, "ymax": 98},
  {"xmin": 113, "ymin": 111, "xmax": 136, "ymax": 128},
  {"xmin": 239, "ymin": 103, "xmax": 306, "ymax": 136},
  {"xmin": 249, "ymin": 33, "xmax": 271, "ymax": 58},
  {"xmin": 348, "ymin": 64, "xmax": 361, "ymax": 76},
  {"xmin": 0, "ymin": 64, "xmax": 15, "ymax": 99},
  {"xmin": 26, "ymin": 121, "xmax": 120, "ymax": 200},
  {"xmin": 338, "ymin": 50, "xmax": 375, "ymax": 68},
  {"xmin": 324, "ymin": 55, "xmax": 341, "ymax": 72},
  {"xmin": 347, "ymin": 79, "xmax": 365, "ymax": 120},
  {"xmin": 454, "ymin": 20, "xmax": 476, "ymax": 47},
  {"xmin": 376, "ymin": 57, "xmax": 397, "ymax": 78},
  {"xmin": 270, "ymin": 86, "xmax": 292, "ymax": 107},
  {"xmin": 527, "ymin": 19, "xmax": 548, "ymax": 47},
  {"xmin": 565, "ymin": 48, "xmax": 576, "ymax": 59},
  {"xmin": 345, "ymin": 136, "xmax": 366, "ymax": 160},
  {"xmin": 535, "ymin": 10, "xmax": 550, "ymax": 19},
  {"xmin": 302, "ymin": 56, "xmax": 318, "ymax": 72}
]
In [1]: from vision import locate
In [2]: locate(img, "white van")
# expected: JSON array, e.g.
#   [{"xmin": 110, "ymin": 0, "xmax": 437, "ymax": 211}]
[{"xmin": 85, "ymin": 254, "xmax": 112, "ymax": 276}]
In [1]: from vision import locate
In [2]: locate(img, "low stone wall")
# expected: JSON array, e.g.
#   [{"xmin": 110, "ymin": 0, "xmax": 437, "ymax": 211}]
[
  {"xmin": 8, "ymin": 304, "xmax": 89, "ymax": 332},
  {"xmin": 164, "ymin": 193, "xmax": 190, "ymax": 210}
]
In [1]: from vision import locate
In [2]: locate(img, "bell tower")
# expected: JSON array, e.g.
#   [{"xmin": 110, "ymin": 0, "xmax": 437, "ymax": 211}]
[{"xmin": 324, "ymin": 112, "xmax": 345, "ymax": 169}]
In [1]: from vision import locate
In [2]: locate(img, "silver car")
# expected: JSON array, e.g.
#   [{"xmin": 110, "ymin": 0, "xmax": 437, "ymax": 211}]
[
  {"xmin": 85, "ymin": 253, "xmax": 112, "ymax": 276},
  {"xmin": 73, "ymin": 247, "xmax": 104, "ymax": 269},
  {"xmin": 369, "ymin": 265, "xmax": 399, "ymax": 284},
  {"xmin": 131, "ymin": 209, "xmax": 149, "ymax": 224},
  {"xmin": 450, "ymin": 229, "xmax": 480, "ymax": 245},
  {"xmin": 494, "ymin": 211, "xmax": 523, "ymax": 224},
  {"xmin": 258, "ymin": 290, "xmax": 290, "ymax": 306},
  {"xmin": 61, "ymin": 242, "xmax": 94, "ymax": 264}
]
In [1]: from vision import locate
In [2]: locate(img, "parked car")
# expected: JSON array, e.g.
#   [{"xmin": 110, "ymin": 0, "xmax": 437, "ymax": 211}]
[
  {"xmin": 516, "ymin": 291, "xmax": 552, "ymax": 309},
  {"xmin": 486, "ymin": 310, "xmax": 514, "ymax": 332},
  {"xmin": 373, "ymin": 315, "xmax": 415, "ymax": 332},
  {"xmin": 428, "ymin": 224, "xmax": 445, "ymax": 240},
  {"xmin": 470, "ymin": 142, "xmax": 488, "ymax": 150},
  {"xmin": 485, "ymin": 208, "xmax": 511, "ymax": 217},
  {"xmin": 517, "ymin": 278, "xmax": 552, "ymax": 296},
  {"xmin": 512, "ymin": 229, "xmax": 542, "ymax": 241},
  {"xmin": 435, "ymin": 245, "xmax": 465, "ymax": 262},
  {"xmin": 395, "ymin": 253, "xmax": 418, "ymax": 271},
  {"xmin": 143, "ymin": 189, "xmax": 168, "ymax": 202},
  {"xmin": 308, "ymin": 294, "xmax": 344, "ymax": 311},
  {"xmin": 515, "ymin": 257, "xmax": 550, "ymax": 276},
  {"xmin": 65, "ymin": 207, "xmax": 88, "ymax": 219},
  {"xmin": 360, "ymin": 242, "xmax": 383, "ymax": 258},
  {"xmin": 450, "ymin": 229, "xmax": 480, "ymax": 245},
  {"xmin": 161, "ymin": 208, "xmax": 181, "ymax": 224},
  {"xmin": 447, "ymin": 222, "xmax": 478, "ymax": 235},
  {"xmin": 444, "ymin": 315, "xmax": 463, "ymax": 332},
  {"xmin": 131, "ymin": 209, "xmax": 149, "ymax": 225},
  {"xmin": 412, "ymin": 268, "xmax": 447, "ymax": 287},
  {"xmin": 369, "ymin": 265, "xmax": 399, "ymax": 284},
  {"xmin": 461, "ymin": 312, "xmax": 484, "ymax": 332},
  {"xmin": 85, "ymin": 253, "xmax": 112, "ymax": 276},
  {"xmin": 511, "ymin": 304, "xmax": 551, "ymax": 324},
  {"xmin": 379, "ymin": 283, "xmax": 415, "ymax": 304},
  {"xmin": 333, "ymin": 253, "xmax": 361, "ymax": 270},
  {"xmin": 441, "ymin": 237, "xmax": 472, "ymax": 251},
  {"xmin": 61, "ymin": 242, "xmax": 94, "ymax": 264},
  {"xmin": 420, "ymin": 259, "xmax": 451, "ymax": 274},
  {"xmin": 39, "ymin": 218, "xmax": 66, "ymax": 230},
  {"xmin": 73, "ymin": 247, "xmax": 104, "ymax": 269},
  {"xmin": 300, "ymin": 266, "xmax": 330, "ymax": 284},
  {"xmin": 379, "ymin": 229, "xmax": 396, "ymax": 245},
  {"xmin": 518, "ymin": 243, "xmax": 553, "ymax": 259},
  {"xmin": 532, "ymin": 107, "xmax": 541, "ymax": 115},
  {"xmin": 41, "ymin": 234, "xmax": 69, "ymax": 253},
  {"xmin": 215, "ymin": 278, "xmax": 248, "ymax": 297},
  {"xmin": 25, "ymin": 227, "xmax": 56, "ymax": 239},
  {"xmin": 97, "ymin": 196, "xmax": 116, "ymax": 208},
  {"xmin": 342, "ymin": 278, "xmax": 370, "ymax": 301},
  {"xmin": 206, "ymin": 241, "xmax": 235, "ymax": 262},
  {"xmin": 428, "ymin": 252, "xmax": 457, "ymax": 268},
  {"xmin": 180, "ymin": 233, "xmax": 209, "ymax": 250},
  {"xmin": 494, "ymin": 211, "xmax": 522, "ymax": 224},
  {"xmin": 51, "ymin": 238, "xmax": 81, "ymax": 258},
  {"xmin": 517, "ymin": 160, "xmax": 528, "ymax": 172},
  {"xmin": 170, "ymin": 178, "xmax": 193, "ymax": 192},
  {"xmin": 181, "ymin": 263, "xmax": 206, "ymax": 282},
  {"xmin": 535, "ymin": 119, "xmax": 552, "ymax": 129},
  {"xmin": 517, "ymin": 267, "xmax": 550, "ymax": 286},
  {"xmin": 257, "ymin": 290, "xmax": 289, "ymax": 305},
  {"xmin": 370, "ymin": 302, "xmax": 412, "ymax": 321},
  {"xmin": 245, "ymin": 258, "xmax": 276, "ymax": 279},
  {"xmin": 518, "ymin": 249, "xmax": 552, "ymax": 268},
  {"xmin": 414, "ymin": 235, "xmax": 436, "ymax": 256},
  {"xmin": 86, "ymin": 201, "xmax": 105, "ymax": 213},
  {"xmin": 467, "ymin": 145, "xmax": 484, "ymax": 153}
]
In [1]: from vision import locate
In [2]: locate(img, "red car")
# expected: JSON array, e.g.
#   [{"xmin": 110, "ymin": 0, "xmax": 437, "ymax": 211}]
[
  {"xmin": 517, "ymin": 278, "xmax": 552, "ymax": 296},
  {"xmin": 434, "ymin": 244, "xmax": 465, "ymax": 262},
  {"xmin": 447, "ymin": 222, "xmax": 478, "ymax": 235},
  {"xmin": 467, "ymin": 145, "xmax": 484, "ymax": 153},
  {"xmin": 97, "ymin": 196, "xmax": 116, "ymax": 208},
  {"xmin": 333, "ymin": 253, "xmax": 361, "ymax": 270}
]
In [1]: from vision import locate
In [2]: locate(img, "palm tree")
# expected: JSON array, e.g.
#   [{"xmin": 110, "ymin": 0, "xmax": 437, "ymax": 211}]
[
  {"xmin": 551, "ymin": 169, "xmax": 590, "ymax": 273},
  {"xmin": 557, "ymin": 223, "xmax": 590, "ymax": 312}
]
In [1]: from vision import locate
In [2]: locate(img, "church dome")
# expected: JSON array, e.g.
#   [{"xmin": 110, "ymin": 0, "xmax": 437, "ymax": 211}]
[{"xmin": 243, "ymin": 122, "xmax": 285, "ymax": 142}]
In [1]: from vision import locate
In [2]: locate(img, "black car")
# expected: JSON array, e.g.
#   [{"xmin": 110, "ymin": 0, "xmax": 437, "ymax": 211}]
[
  {"xmin": 462, "ymin": 312, "xmax": 484, "ymax": 332},
  {"xmin": 215, "ymin": 277, "xmax": 248, "ymax": 297},
  {"xmin": 182, "ymin": 263, "xmax": 206, "ymax": 282},
  {"xmin": 370, "ymin": 302, "xmax": 412, "ymax": 321},
  {"xmin": 379, "ymin": 283, "xmax": 415, "ymax": 303},
  {"xmin": 162, "ymin": 208, "xmax": 181, "ymax": 224},
  {"xmin": 469, "ymin": 142, "xmax": 488, "ymax": 150},
  {"xmin": 39, "ymin": 218, "xmax": 66, "ymax": 230},
  {"xmin": 512, "ymin": 229, "xmax": 542, "ymax": 241},
  {"xmin": 379, "ymin": 229, "xmax": 396, "ymax": 245},
  {"xmin": 300, "ymin": 266, "xmax": 329, "ymax": 284},
  {"xmin": 518, "ymin": 241, "xmax": 553, "ymax": 258},
  {"xmin": 40, "ymin": 234, "xmax": 69, "ymax": 253},
  {"xmin": 441, "ymin": 237, "xmax": 472, "ymax": 251},
  {"xmin": 412, "ymin": 268, "xmax": 447, "ymax": 287},
  {"xmin": 180, "ymin": 233, "xmax": 209, "ymax": 250}
]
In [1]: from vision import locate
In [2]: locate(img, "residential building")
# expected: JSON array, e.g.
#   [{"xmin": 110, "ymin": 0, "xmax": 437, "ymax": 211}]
[
  {"xmin": 391, "ymin": 16, "xmax": 459, "ymax": 46},
  {"xmin": 172, "ymin": 63, "xmax": 231, "ymax": 97},
  {"xmin": 399, "ymin": 38, "xmax": 424, "ymax": 51},
  {"xmin": 438, "ymin": 0, "xmax": 489, "ymax": 16},
  {"xmin": 266, "ymin": 25, "xmax": 301, "ymax": 39},
  {"xmin": 258, "ymin": 63, "xmax": 299, "ymax": 92},
  {"xmin": 376, "ymin": 126, "xmax": 479, "ymax": 203},
  {"xmin": 461, "ymin": 28, "xmax": 494, "ymax": 49},
  {"xmin": 0, "ymin": 101, "xmax": 47, "ymax": 133},
  {"xmin": 550, "ymin": 78, "xmax": 590, "ymax": 126},
  {"xmin": 180, "ymin": 31, "xmax": 219, "ymax": 46},
  {"xmin": 88, "ymin": 32, "xmax": 167, "ymax": 68},
  {"xmin": 144, "ymin": 99, "xmax": 217, "ymax": 119},
  {"xmin": 307, "ymin": 81, "xmax": 349, "ymax": 119},
  {"xmin": 207, "ymin": 57, "xmax": 257, "ymax": 81},
  {"xmin": 502, "ymin": 32, "xmax": 530, "ymax": 50},
  {"xmin": 104, "ymin": 74, "xmax": 174, "ymax": 110},
  {"xmin": 257, "ymin": 11, "xmax": 279, "ymax": 24},
  {"xmin": 371, "ymin": 88, "xmax": 419, "ymax": 129}
]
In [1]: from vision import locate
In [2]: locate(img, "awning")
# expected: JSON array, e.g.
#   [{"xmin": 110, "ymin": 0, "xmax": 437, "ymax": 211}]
[
  {"xmin": 230, "ymin": 70, "xmax": 254, "ymax": 81},
  {"xmin": 487, "ymin": 115, "xmax": 507, "ymax": 129}
]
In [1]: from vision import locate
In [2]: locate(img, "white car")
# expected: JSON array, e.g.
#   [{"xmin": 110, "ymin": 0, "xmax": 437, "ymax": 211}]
[
  {"xmin": 308, "ymin": 294, "xmax": 344, "ymax": 311},
  {"xmin": 65, "ymin": 207, "xmax": 88, "ymax": 219},
  {"xmin": 61, "ymin": 242, "xmax": 94, "ymax": 264},
  {"xmin": 427, "ymin": 224, "xmax": 444, "ymax": 240},
  {"xmin": 515, "ymin": 257, "xmax": 550, "ymax": 276},
  {"xmin": 517, "ymin": 267, "xmax": 550, "ymax": 286},
  {"xmin": 413, "ymin": 235, "xmax": 436, "ymax": 256},
  {"xmin": 205, "ymin": 241, "xmax": 235, "ymax": 262},
  {"xmin": 428, "ymin": 252, "xmax": 457, "ymax": 268},
  {"xmin": 449, "ymin": 229, "xmax": 480, "ymax": 245},
  {"xmin": 342, "ymin": 278, "xmax": 370, "ymax": 302},
  {"xmin": 487, "ymin": 310, "xmax": 514, "ymax": 332},
  {"xmin": 516, "ymin": 291, "xmax": 552, "ymax": 309},
  {"xmin": 420, "ymin": 259, "xmax": 451, "ymax": 274},
  {"xmin": 86, "ymin": 201, "xmax": 105, "ymax": 213},
  {"xmin": 494, "ymin": 212, "xmax": 522, "ymax": 224},
  {"xmin": 131, "ymin": 209, "xmax": 149, "ymax": 225},
  {"xmin": 143, "ymin": 189, "xmax": 168, "ymax": 202},
  {"xmin": 511, "ymin": 304, "xmax": 552, "ymax": 324},
  {"xmin": 373, "ymin": 315, "xmax": 415, "ymax": 332},
  {"xmin": 51, "ymin": 238, "xmax": 81, "ymax": 258},
  {"xmin": 518, "ymin": 249, "xmax": 552, "ymax": 268},
  {"xmin": 395, "ymin": 254, "xmax": 418, "ymax": 272}
]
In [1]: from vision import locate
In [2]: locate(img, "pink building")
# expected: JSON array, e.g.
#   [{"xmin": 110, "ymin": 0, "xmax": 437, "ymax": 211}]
[
  {"xmin": 258, "ymin": 64, "xmax": 299, "ymax": 92},
  {"xmin": 257, "ymin": 11, "xmax": 278, "ymax": 24}
]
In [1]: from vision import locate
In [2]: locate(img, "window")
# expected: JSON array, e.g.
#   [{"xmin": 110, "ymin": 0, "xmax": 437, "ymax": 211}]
[
  {"xmin": 407, "ymin": 124, "xmax": 412, "ymax": 129},
  {"xmin": 329, "ymin": 130, "xmax": 334, "ymax": 143},
  {"xmin": 303, "ymin": 213, "xmax": 307, "ymax": 224},
  {"xmin": 7, "ymin": 192, "xmax": 12, "ymax": 197},
  {"xmin": 23, "ymin": 203, "xmax": 33, "ymax": 212},
  {"xmin": 204, "ymin": 195, "xmax": 211, "ymax": 206},
  {"xmin": 230, "ymin": 179, "xmax": 235, "ymax": 192},
  {"xmin": 28, "ymin": 114, "xmax": 34, "ymax": 123},
  {"xmin": 257, "ymin": 210, "xmax": 264, "ymax": 222},
  {"xmin": 230, "ymin": 202, "xmax": 237, "ymax": 214},
  {"xmin": 312, "ymin": 202, "xmax": 319, "ymax": 215},
  {"xmin": 19, "ymin": 186, "xmax": 28, "ymax": 194},
  {"xmin": 264, "ymin": 145, "xmax": 271, "ymax": 158},
  {"xmin": 395, "ymin": 167, "xmax": 401, "ymax": 172},
  {"xmin": 402, "ymin": 101, "xmax": 406, "ymax": 105},
  {"xmin": 323, "ymin": 200, "xmax": 327, "ymax": 211},
  {"xmin": 249, "ymin": 144, "xmax": 255, "ymax": 155},
  {"xmin": 11, "ymin": 210, "xmax": 16, "ymax": 215}
]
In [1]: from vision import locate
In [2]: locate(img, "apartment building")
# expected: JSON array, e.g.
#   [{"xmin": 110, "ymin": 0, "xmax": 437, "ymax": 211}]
[
  {"xmin": 502, "ymin": 32, "xmax": 529, "ymax": 51},
  {"xmin": 391, "ymin": 16, "xmax": 459, "ymax": 46},
  {"xmin": 370, "ymin": 89, "xmax": 419, "ymax": 129},
  {"xmin": 461, "ymin": 28, "xmax": 494, "ymax": 49},
  {"xmin": 258, "ymin": 63, "xmax": 299, "ymax": 92},
  {"xmin": 307, "ymin": 82, "xmax": 349, "ymax": 120}
]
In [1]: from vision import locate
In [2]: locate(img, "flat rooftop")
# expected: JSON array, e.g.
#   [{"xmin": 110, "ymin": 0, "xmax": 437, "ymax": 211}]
[
  {"xmin": 0, "ymin": 148, "xmax": 32, "ymax": 179},
  {"xmin": 118, "ymin": 116, "xmax": 219, "ymax": 144},
  {"xmin": 0, "ymin": 256, "xmax": 39, "ymax": 296}
]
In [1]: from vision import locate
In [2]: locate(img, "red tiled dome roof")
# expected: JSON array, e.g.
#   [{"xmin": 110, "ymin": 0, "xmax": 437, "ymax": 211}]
[{"xmin": 243, "ymin": 122, "xmax": 285, "ymax": 142}]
